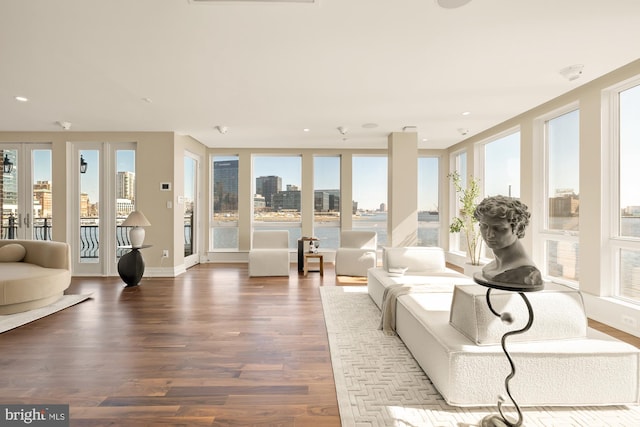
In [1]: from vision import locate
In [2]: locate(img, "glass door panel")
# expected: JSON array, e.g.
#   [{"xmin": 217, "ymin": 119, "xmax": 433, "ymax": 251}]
[
  {"xmin": 1, "ymin": 148, "xmax": 18, "ymax": 239},
  {"xmin": 116, "ymin": 149, "xmax": 136, "ymax": 258},
  {"xmin": 32, "ymin": 149, "xmax": 53, "ymax": 240},
  {"xmin": 80, "ymin": 150, "xmax": 100, "ymax": 263},
  {"xmin": 1, "ymin": 145, "xmax": 52, "ymax": 241}
]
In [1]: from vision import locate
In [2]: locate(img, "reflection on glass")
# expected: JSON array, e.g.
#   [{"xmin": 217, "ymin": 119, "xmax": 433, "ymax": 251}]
[
  {"xmin": 80, "ymin": 150, "xmax": 99, "ymax": 263},
  {"xmin": 352, "ymin": 156, "xmax": 387, "ymax": 247},
  {"xmin": 212, "ymin": 155, "xmax": 239, "ymax": 250},
  {"xmin": 546, "ymin": 240, "xmax": 579, "ymax": 281},
  {"xmin": 418, "ymin": 157, "xmax": 439, "ymax": 247},
  {"xmin": 620, "ymin": 249, "xmax": 640, "ymax": 299},
  {"xmin": 314, "ymin": 156, "xmax": 340, "ymax": 249}
]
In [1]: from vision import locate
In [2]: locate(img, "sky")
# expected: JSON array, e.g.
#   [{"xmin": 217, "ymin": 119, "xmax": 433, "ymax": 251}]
[{"xmin": 79, "ymin": 149, "xmax": 135, "ymax": 203}]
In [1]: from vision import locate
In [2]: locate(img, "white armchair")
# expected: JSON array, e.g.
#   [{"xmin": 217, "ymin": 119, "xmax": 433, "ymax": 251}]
[
  {"xmin": 334, "ymin": 230, "xmax": 377, "ymax": 276},
  {"xmin": 248, "ymin": 230, "xmax": 291, "ymax": 277}
]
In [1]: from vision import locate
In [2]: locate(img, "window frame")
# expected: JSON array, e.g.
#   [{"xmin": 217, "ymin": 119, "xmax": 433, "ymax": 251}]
[
  {"xmin": 605, "ymin": 75, "xmax": 640, "ymax": 303},
  {"xmin": 533, "ymin": 102, "xmax": 580, "ymax": 287}
]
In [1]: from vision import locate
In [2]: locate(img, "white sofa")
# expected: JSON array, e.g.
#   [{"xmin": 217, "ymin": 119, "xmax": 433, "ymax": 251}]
[
  {"xmin": 367, "ymin": 246, "xmax": 474, "ymax": 310},
  {"xmin": 368, "ymin": 246, "xmax": 640, "ymax": 407},
  {"xmin": 335, "ymin": 230, "xmax": 377, "ymax": 276},
  {"xmin": 248, "ymin": 230, "xmax": 290, "ymax": 277}
]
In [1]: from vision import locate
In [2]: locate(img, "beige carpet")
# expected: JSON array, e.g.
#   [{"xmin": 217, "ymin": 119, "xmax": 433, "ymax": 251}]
[
  {"xmin": 0, "ymin": 294, "xmax": 92, "ymax": 334},
  {"xmin": 320, "ymin": 286, "xmax": 640, "ymax": 427}
]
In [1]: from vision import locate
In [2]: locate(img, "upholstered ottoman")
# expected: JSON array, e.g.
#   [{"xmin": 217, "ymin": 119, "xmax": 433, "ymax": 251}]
[{"xmin": 395, "ymin": 283, "xmax": 640, "ymax": 407}]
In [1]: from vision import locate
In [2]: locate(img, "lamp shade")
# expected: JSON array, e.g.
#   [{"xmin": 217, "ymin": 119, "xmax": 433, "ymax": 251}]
[
  {"xmin": 122, "ymin": 210, "xmax": 151, "ymax": 227},
  {"xmin": 122, "ymin": 211, "xmax": 151, "ymax": 248}
]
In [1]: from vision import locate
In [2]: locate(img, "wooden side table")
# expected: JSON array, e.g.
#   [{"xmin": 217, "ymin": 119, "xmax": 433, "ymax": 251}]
[{"xmin": 303, "ymin": 253, "xmax": 324, "ymax": 276}]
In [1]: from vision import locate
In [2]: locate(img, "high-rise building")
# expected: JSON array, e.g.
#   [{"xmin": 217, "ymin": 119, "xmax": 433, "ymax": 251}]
[
  {"xmin": 256, "ymin": 175, "xmax": 281, "ymax": 208},
  {"xmin": 116, "ymin": 171, "xmax": 136, "ymax": 202},
  {"xmin": 213, "ymin": 160, "xmax": 239, "ymax": 212},
  {"xmin": 33, "ymin": 181, "xmax": 53, "ymax": 218}
]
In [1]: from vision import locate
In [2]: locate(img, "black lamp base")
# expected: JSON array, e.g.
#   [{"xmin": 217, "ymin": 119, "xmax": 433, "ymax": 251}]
[{"xmin": 480, "ymin": 414, "xmax": 512, "ymax": 427}]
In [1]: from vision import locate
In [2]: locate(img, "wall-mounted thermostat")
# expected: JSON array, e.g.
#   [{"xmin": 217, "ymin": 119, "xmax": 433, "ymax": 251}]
[{"xmin": 160, "ymin": 182, "xmax": 172, "ymax": 191}]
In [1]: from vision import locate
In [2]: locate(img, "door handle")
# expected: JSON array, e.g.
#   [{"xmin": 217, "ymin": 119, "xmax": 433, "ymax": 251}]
[{"xmin": 24, "ymin": 213, "xmax": 30, "ymax": 228}]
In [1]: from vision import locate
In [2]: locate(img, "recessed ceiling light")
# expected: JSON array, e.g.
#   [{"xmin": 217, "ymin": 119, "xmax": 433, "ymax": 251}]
[
  {"xmin": 141, "ymin": 97, "xmax": 153, "ymax": 103},
  {"xmin": 303, "ymin": 128, "xmax": 310, "ymax": 132},
  {"xmin": 462, "ymin": 111, "xmax": 471, "ymax": 116},
  {"xmin": 362, "ymin": 123, "xmax": 378, "ymax": 129},
  {"xmin": 436, "ymin": 0, "xmax": 472, "ymax": 9},
  {"xmin": 422, "ymin": 138, "xmax": 429, "ymax": 142},
  {"xmin": 15, "ymin": 96, "xmax": 28, "ymax": 102}
]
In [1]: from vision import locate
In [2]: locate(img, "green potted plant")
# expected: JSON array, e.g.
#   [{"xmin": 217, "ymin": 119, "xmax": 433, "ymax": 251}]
[{"xmin": 448, "ymin": 171, "xmax": 483, "ymax": 268}]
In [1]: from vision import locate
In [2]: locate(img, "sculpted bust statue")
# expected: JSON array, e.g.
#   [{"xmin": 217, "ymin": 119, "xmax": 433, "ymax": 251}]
[{"xmin": 473, "ymin": 195, "xmax": 543, "ymax": 288}]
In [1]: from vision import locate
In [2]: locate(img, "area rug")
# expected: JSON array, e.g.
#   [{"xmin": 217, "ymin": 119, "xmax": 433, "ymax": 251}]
[
  {"xmin": 336, "ymin": 275, "xmax": 368, "ymax": 285},
  {"xmin": 320, "ymin": 286, "xmax": 640, "ymax": 427},
  {"xmin": 0, "ymin": 294, "xmax": 92, "ymax": 334}
]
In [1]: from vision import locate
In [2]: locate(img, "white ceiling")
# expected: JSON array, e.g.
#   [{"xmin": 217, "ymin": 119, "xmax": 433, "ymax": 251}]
[{"xmin": 1, "ymin": 0, "xmax": 639, "ymax": 150}]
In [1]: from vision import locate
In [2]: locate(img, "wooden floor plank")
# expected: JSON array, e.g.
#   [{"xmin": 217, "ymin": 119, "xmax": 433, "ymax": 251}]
[{"xmin": 0, "ymin": 262, "xmax": 637, "ymax": 426}]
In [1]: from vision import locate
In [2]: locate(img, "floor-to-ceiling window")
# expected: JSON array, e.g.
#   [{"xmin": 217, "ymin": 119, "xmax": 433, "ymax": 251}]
[
  {"xmin": 610, "ymin": 78, "xmax": 640, "ymax": 302},
  {"xmin": 352, "ymin": 155, "xmax": 387, "ymax": 247},
  {"xmin": 478, "ymin": 129, "xmax": 521, "ymax": 259},
  {"xmin": 418, "ymin": 156, "xmax": 439, "ymax": 246},
  {"xmin": 211, "ymin": 155, "xmax": 239, "ymax": 251},
  {"xmin": 538, "ymin": 107, "xmax": 580, "ymax": 284},
  {"xmin": 253, "ymin": 155, "xmax": 302, "ymax": 248},
  {"xmin": 481, "ymin": 130, "xmax": 520, "ymax": 198},
  {"xmin": 314, "ymin": 155, "xmax": 340, "ymax": 249}
]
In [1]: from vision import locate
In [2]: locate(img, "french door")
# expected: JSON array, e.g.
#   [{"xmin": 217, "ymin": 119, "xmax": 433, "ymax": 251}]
[
  {"xmin": 0, "ymin": 144, "xmax": 53, "ymax": 241},
  {"xmin": 71, "ymin": 142, "xmax": 136, "ymax": 276},
  {"xmin": 184, "ymin": 152, "xmax": 200, "ymax": 269}
]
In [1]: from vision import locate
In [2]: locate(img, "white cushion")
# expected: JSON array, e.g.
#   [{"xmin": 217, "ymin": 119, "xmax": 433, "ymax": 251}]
[
  {"xmin": 252, "ymin": 230, "xmax": 289, "ymax": 249},
  {"xmin": 340, "ymin": 231, "xmax": 377, "ymax": 249},
  {"xmin": 383, "ymin": 246, "xmax": 445, "ymax": 273},
  {"xmin": 449, "ymin": 283, "xmax": 587, "ymax": 345},
  {"xmin": 0, "ymin": 243, "xmax": 26, "ymax": 262}
]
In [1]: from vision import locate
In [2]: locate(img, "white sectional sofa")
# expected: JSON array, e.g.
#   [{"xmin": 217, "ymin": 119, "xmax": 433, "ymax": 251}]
[{"xmin": 367, "ymin": 246, "xmax": 640, "ymax": 407}]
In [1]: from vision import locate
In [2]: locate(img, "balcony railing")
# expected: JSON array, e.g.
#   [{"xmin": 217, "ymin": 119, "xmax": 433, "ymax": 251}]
[{"xmin": 2, "ymin": 216, "xmax": 193, "ymax": 259}]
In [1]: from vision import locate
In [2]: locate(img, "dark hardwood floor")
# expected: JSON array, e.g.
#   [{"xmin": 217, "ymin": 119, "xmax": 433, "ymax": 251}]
[
  {"xmin": 1, "ymin": 263, "xmax": 342, "ymax": 427},
  {"xmin": 1, "ymin": 263, "xmax": 638, "ymax": 426}
]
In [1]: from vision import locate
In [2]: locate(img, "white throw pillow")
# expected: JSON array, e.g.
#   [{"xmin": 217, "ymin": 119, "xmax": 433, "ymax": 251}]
[{"xmin": 0, "ymin": 243, "xmax": 27, "ymax": 262}]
